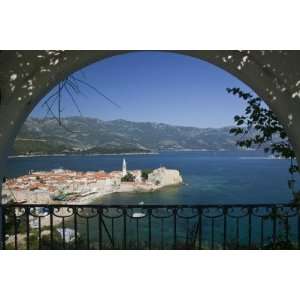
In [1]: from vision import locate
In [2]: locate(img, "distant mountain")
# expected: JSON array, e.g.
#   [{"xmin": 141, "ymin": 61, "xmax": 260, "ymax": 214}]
[{"xmin": 13, "ymin": 117, "xmax": 244, "ymax": 155}]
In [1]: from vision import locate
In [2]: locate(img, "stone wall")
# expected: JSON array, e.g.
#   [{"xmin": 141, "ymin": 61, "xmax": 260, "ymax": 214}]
[{"xmin": 148, "ymin": 167, "xmax": 183, "ymax": 186}]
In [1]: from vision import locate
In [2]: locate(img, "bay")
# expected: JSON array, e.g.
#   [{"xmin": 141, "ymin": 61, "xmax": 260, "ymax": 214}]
[{"xmin": 6, "ymin": 151, "xmax": 298, "ymax": 205}]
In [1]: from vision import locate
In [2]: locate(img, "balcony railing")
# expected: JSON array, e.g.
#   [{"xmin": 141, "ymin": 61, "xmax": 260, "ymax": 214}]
[{"xmin": 1, "ymin": 203, "xmax": 299, "ymax": 250}]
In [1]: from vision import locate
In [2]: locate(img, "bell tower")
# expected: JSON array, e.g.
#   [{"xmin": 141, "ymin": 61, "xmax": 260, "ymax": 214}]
[{"xmin": 122, "ymin": 158, "xmax": 127, "ymax": 176}]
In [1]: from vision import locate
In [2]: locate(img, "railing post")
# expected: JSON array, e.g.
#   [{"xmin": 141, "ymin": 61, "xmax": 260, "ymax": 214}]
[
  {"xmin": 297, "ymin": 207, "xmax": 300, "ymax": 249},
  {"xmin": 0, "ymin": 205, "xmax": 5, "ymax": 250},
  {"xmin": 98, "ymin": 207, "xmax": 102, "ymax": 250},
  {"xmin": 223, "ymin": 207, "xmax": 227, "ymax": 250},
  {"xmin": 123, "ymin": 208, "xmax": 127, "ymax": 249},
  {"xmin": 86, "ymin": 218, "xmax": 90, "ymax": 250},
  {"xmin": 49, "ymin": 206, "xmax": 54, "ymax": 250},
  {"xmin": 25, "ymin": 206, "xmax": 30, "ymax": 250},
  {"xmin": 173, "ymin": 208, "xmax": 177, "ymax": 250},
  {"xmin": 211, "ymin": 218, "xmax": 215, "ymax": 250},
  {"xmin": 198, "ymin": 208, "xmax": 202, "ymax": 250},
  {"xmin": 272, "ymin": 206, "xmax": 277, "ymax": 249},
  {"xmin": 0, "ymin": 178, "xmax": 4, "ymax": 250},
  {"xmin": 74, "ymin": 207, "xmax": 78, "ymax": 249},
  {"xmin": 148, "ymin": 208, "xmax": 152, "ymax": 250},
  {"xmin": 248, "ymin": 207, "xmax": 252, "ymax": 249},
  {"xmin": 260, "ymin": 217, "xmax": 264, "ymax": 249}
]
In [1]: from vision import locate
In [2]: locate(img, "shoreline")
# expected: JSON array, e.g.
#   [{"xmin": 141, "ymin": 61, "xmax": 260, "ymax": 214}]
[
  {"xmin": 8, "ymin": 149, "xmax": 265, "ymax": 159},
  {"xmin": 8, "ymin": 152, "xmax": 159, "ymax": 159},
  {"xmin": 66, "ymin": 182, "xmax": 183, "ymax": 205},
  {"xmin": 3, "ymin": 166, "xmax": 184, "ymax": 206}
]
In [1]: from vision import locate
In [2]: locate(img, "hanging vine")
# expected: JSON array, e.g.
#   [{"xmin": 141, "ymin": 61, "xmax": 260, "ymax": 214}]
[{"xmin": 227, "ymin": 87, "xmax": 299, "ymax": 199}]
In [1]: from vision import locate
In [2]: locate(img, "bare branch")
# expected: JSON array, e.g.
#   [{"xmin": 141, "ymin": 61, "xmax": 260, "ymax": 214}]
[
  {"xmin": 64, "ymin": 84, "xmax": 83, "ymax": 117},
  {"xmin": 71, "ymin": 75, "xmax": 121, "ymax": 108},
  {"xmin": 44, "ymin": 101, "xmax": 75, "ymax": 134}
]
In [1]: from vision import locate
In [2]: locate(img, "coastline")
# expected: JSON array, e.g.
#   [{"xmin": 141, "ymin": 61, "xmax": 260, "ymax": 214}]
[
  {"xmin": 8, "ymin": 148, "xmax": 262, "ymax": 159},
  {"xmin": 3, "ymin": 166, "xmax": 183, "ymax": 206},
  {"xmin": 8, "ymin": 152, "xmax": 159, "ymax": 159},
  {"xmin": 66, "ymin": 181, "xmax": 183, "ymax": 205}
]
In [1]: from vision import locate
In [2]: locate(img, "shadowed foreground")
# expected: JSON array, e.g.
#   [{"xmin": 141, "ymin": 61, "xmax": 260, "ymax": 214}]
[{"xmin": 1, "ymin": 204, "xmax": 299, "ymax": 250}]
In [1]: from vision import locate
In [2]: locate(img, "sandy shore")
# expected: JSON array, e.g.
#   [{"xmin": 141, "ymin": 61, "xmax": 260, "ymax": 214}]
[{"xmin": 65, "ymin": 181, "xmax": 181, "ymax": 205}]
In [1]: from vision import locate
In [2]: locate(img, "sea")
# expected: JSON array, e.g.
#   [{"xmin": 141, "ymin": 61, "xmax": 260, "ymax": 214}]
[
  {"xmin": 6, "ymin": 150, "xmax": 299, "ymax": 205},
  {"xmin": 5, "ymin": 151, "xmax": 300, "ymax": 249}
]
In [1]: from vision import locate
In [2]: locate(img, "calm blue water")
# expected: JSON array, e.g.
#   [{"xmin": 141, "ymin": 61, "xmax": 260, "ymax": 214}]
[{"xmin": 6, "ymin": 151, "xmax": 299, "ymax": 205}]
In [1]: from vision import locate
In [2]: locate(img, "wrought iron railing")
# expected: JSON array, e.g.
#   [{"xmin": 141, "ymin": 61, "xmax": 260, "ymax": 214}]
[{"xmin": 1, "ymin": 203, "xmax": 299, "ymax": 250}]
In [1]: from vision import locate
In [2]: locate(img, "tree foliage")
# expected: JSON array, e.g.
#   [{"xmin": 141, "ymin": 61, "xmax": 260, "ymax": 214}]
[
  {"xmin": 121, "ymin": 172, "xmax": 135, "ymax": 182},
  {"xmin": 227, "ymin": 87, "xmax": 299, "ymax": 175},
  {"xmin": 141, "ymin": 169, "xmax": 153, "ymax": 181}
]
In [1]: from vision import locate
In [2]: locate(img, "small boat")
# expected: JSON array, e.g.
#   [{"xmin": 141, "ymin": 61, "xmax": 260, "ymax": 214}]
[
  {"xmin": 16, "ymin": 200, "xmax": 27, "ymax": 204},
  {"xmin": 30, "ymin": 219, "xmax": 39, "ymax": 229},
  {"xmin": 138, "ymin": 201, "xmax": 144, "ymax": 205},
  {"xmin": 56, "ymin": 228, "xmax": 76, "ymax": 243},
  {"xmin": 34, "ymin": 207, "xmax": 49, "ymax": 216},
  {"xmin": 53, "ymin": 194, "xmax": 66, "ymax": 201},
  {"xmin": 81, "ymin": 191, "xmax": 97, "ymax": 197},
  {"xmin": 132, "ymin": 212, "xmax": 146, "ymax": 218}
]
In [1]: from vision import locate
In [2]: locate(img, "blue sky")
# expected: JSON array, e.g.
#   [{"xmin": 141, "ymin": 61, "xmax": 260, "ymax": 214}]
[{"xmin": 31, "ymin": 51, "xmax": 253, "ymax": 128}]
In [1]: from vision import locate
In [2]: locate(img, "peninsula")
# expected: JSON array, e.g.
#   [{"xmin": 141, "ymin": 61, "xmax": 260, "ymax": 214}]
[{"xmin": 2, "ymin": 159, "xmax": 183, "ymax": 205}]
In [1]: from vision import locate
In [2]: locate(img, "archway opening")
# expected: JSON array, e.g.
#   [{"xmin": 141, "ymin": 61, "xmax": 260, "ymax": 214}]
[
  {"xmin": 4, "ymin": 51, "xmax": 298, "ymax": 205},
  {"xmin": 2, "ymin": 50, "xmax": 299, "ymax": 250}
]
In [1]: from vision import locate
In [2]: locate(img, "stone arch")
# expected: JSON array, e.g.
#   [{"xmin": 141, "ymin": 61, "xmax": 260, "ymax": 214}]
[{"xmin": 1, "ymin": 50, "xmax": 300, "ymax": 189}]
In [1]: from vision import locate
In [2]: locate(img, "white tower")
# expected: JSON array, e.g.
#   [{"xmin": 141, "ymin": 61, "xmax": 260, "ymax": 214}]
[{"xmin": 122, "ymin": 158, "xmax": 127, "ymax": 176}]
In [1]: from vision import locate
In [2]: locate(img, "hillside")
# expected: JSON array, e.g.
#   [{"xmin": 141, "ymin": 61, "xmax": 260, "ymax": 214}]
[{"xmin": 13, "ymin": 117, "xmax": 242, "ymax": 155}]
